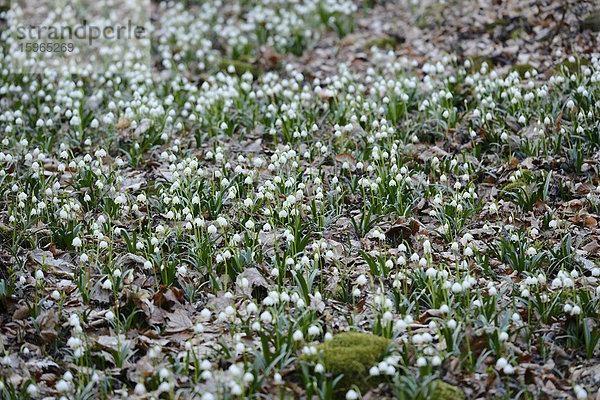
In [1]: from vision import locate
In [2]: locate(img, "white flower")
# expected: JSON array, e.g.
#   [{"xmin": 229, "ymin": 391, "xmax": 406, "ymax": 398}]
[
  {"xmin": 260, "ymin": 311, "xmax": 273, "ymax": 324},
  {"xmin": 293, "ymin": 330, "xmax": 304, "ymax": 341},
  {"xmin": 356, "ymin": 274, "xmax": 367, "ymax": 286},
  {"xmin": 495, "ymin": 357, "xmax": 508, "ymax": 369},
  {"xmin": 345, "ymin": 389, "xmax": 359, "ymax": 400},
  {"xmin": 451, "ymin": 282, "xmax": 463, "ymax": 293},
  {"xmin": 243, "ymin": 372, "xmax": 254, "ymax": 384},
  {"xmin": 56, "ymin": 380, "xmax": 69, "ymax": 393},
  {"xmin": 72, "ymin": 237, "xmax": 82, "ymax": 247},
  {"xmin": 26, "ymin": 384, "xmax": 37, "ymax": 395},
  {"xmin": 134, "ymin": 383, "xmax": 146, "ymax": 394},
  {"xmin": 447, "ymin": 319, "xmax": 457, "ymax": 330},
  {"xmin": 574, "ymin": 385, "xmax": 588, "ymax": 400}
]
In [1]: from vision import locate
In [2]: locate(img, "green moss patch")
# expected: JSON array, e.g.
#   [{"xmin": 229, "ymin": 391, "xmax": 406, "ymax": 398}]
[
  {"xmin": 0, "ymin": 224, "xmax": 11, "ymax": 242},
  {"xmin": 486, "ymin": 19, "xmax": 509, "ymax": 33},
  {"xmin": 558, "ymin": 57, "xmax": 590, "ymax": 74},
  {"xmin": 218, "ymin": 59, "xmax": 259, "ymax": 77},
  {"xmin": 581, "ymin": 12, "xmax": 600, "ymax": 32},
  {"xmin": 508, "ymin": 64, "xmax": 535, "ymax": 78},
  {"xmin": 432, "ymin": 380, "xmax": 465, "ymax": 400},
  {"xmin": 365, "ymin": 34, "xmax": 404, "ymax": 50},
  {"xmin": 500, "ymin": 169, "xmax": 536, "ymax": 193},
  {"xmin": 299, "ymin": 332, "xmax": 391, "ymax": 397}
]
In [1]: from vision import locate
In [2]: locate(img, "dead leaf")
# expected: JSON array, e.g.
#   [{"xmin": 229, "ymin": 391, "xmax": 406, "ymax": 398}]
[
  {"xmin": 334, "ymin": 153, "xmax": 356, "ymax": 171},
  {"xmin": 238, "ymin": 267, "xmax": 268, "ymax": 297},
  {"xmin": 386, "ymin": 218, "xmax": 419, "ymax": 242},
  {"xmin": 585, "ymin": 215, "xmax": 598, "ymax": 228},
  {"xmin": 116, "ymin": 253, "xmax": 148, "ymax": 270},
  {"xmin": 115, "ymin": 116, "xmax": 131, "ymax": 129},
  {"xmin": 28, "ymin": 249, "xmax": 74, "ymax": 277},
  {"xmin": 259, "ymin": 46, "xmax": 280, "ymax": 71},
  {"xmin": 134, "ymin": 118, "xmax": 151, "ymax": 139},
  {"xmin": 165, "ymin": 309, "xmax": 193, "ymax": 333},
  {"xmin": 153, "ymin": 286, "xmax": 184, "ymax": 309},
  {"xmin": 582, "ymin": 239, "xmax": 600, "ymax": 255},
  {"xmin": 96, "ymin": 335, "xmax": 133, "ymax": 353},
  {"xmin": 36, "ymin": 310, "xmax": 58, "ymax": 343},
  {"xmin": 13, "ymin": 305, "xmax": 30, "ymax": 321}
]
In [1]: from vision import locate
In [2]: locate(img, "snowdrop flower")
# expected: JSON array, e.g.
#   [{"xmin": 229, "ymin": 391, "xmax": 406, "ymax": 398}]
[
  {"xmin": 503, "ymin": 364, "xmax": 515, "ymax": 374},
  {"xmin": 495, "ymin": 357, "xmax": 508, "ymax": 369},
  {"xmin": 447, "ymin": 319, "xmax": 457, "ymax": 330},
  {"xmin": 200, "ymin": 308, "xmax": 211, "ymax": 320},
  {"xmin": 134, "ymin": 383, "xmax": 146, "ymax": 394},
  {"xmin": 56, "ymin": 380, "xmax": 69, "ymax": 393},
  {"xmin": 356, "ymin": 274, "xmax": 367, "ymax": 286},
  {"xmin": 345, "ymin": 389, "xmax": 359, "ymax": 400},
  {"xmin": 293, "ymin": 330, "xmax": 304, "ymax": 341},
  {"xmin": 451, "ymin": 282, "xmax": 463, "ymax": 293},
  {"xmin": 260, "ymin": 311, "xmax": 273, "ymax": 324},
  {"xmin": 574, "ymin": 385, "xmax": 588, "ymax": 400},
  {"xmin": 26, "ymin": 384, "xmax": 38, "ymax": 395}
]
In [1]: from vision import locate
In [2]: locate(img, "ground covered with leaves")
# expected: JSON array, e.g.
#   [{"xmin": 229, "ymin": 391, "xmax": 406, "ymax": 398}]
[{"xmin": 1, "ymin": 0, "xmax": 600, "ymax": 399}]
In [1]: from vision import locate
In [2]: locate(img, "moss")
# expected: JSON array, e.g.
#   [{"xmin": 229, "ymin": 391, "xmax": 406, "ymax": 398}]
[
  {"xmin": 299, "ymin": 332, "xmax": 391, "ymax": 397},
  {"xmin": 581, "ymin": 12, "xmax": 600, "ymax": 32},
  {"xmin": 470, "ymin": 55, "xmax": 497, "ymax": 72},
  {"xmin": 486, "ymin": 19, "xmax": 509, "ymax": 33},
  {"xmin": 559, "ymin": 57, "xmax": 590, "ymax": 74},
  {"xmin": 509, "ymin": 27, "xmax": 522, "ymax": 40},
  {"xmin": 218, "ymin": 59, "xmax": 259, "ymax": 77},
  {"xmin": 0, "ymin": 224, "xmax": 12, "ymax": 243},
  {"xmin": 508, "ymin": 64, "xmax": 535, "ymax": 78},
  {"xmin": 500, "ymin": 169, "xmax": 535, "ymax": 192},
  {"xmin": 431, "ymin": 380, "xmax": 465, "ymax": 400},
  {"xmin": 364, "ymin": 34, "xmax": 404, "ymax": 50}
]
